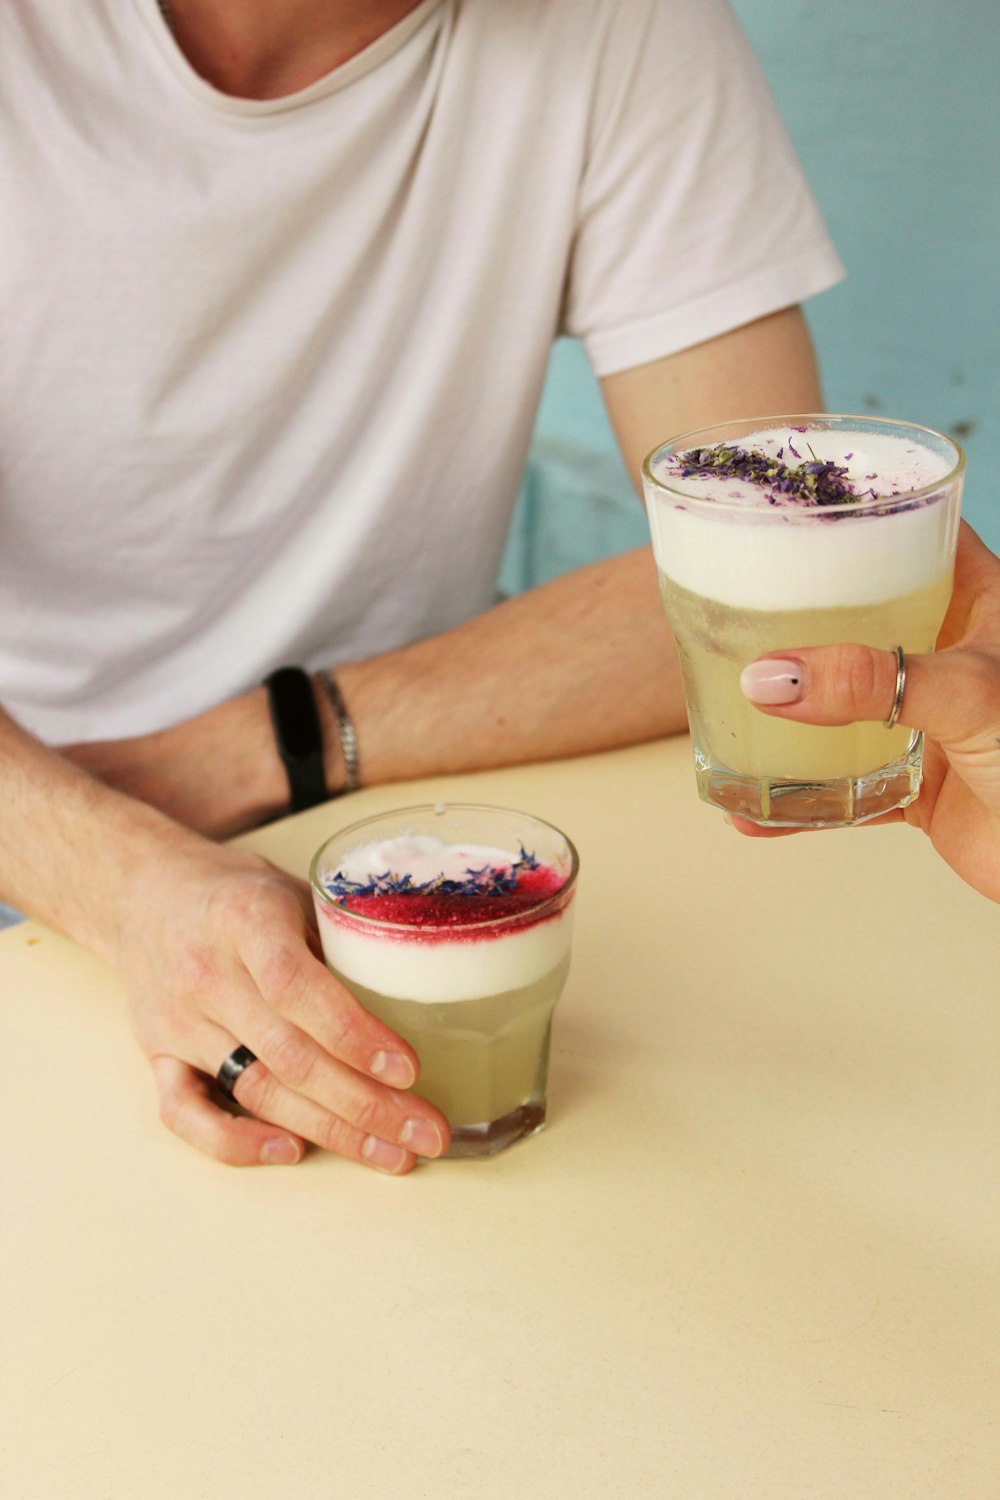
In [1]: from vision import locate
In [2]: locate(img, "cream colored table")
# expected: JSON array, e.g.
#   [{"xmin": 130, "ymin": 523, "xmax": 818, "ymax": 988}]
[{"xmin": 2, "ymin": 740, "xmax": 998, "ymax": 1499}]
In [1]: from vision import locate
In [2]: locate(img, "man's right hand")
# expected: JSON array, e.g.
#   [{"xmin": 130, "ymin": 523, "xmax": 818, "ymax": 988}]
[
  {"xmin": 0, "ymin": 709, "xmax": 448, "ymax": 1171},
  {"xmin": 118, "ymin": 830, "xmax": 450, "ymax": 1170}
]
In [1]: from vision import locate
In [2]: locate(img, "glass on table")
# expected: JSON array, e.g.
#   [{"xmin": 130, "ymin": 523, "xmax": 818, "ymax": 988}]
[{"xmin": 310, "ymin": 803, "xmax": 578, "ymax": 1159}]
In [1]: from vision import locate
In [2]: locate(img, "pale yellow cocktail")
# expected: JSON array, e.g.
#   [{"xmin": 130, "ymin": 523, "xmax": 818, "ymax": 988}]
[
  {"xmin": 311, "ymin": 805, "xmax": 578, "ymax": 1158},
  {"xmin": 643, "ymin": 417, "xmax": 964, "ymax": 827}
]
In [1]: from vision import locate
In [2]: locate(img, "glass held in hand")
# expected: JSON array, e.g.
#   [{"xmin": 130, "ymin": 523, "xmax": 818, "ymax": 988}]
[{"xmin": 642, "ymin": 414, "xmax": 965, "ymax": 828}]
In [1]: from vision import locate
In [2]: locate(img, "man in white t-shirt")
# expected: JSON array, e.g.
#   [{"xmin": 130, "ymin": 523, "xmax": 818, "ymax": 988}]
[{"xmin": 0, "ymin": 0, "xmax": 841, "ymax": 1171}]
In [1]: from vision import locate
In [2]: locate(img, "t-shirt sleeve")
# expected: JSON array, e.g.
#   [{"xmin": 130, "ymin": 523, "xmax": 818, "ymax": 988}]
[{"xmin": 560, "ymin": 0, "xmax": 845, "ymax": 376}]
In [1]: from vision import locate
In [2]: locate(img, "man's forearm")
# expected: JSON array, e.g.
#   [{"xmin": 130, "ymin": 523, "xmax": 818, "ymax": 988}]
[
  {"xmin": 0, "ymin": 706, "xmax": 194, "ymax": 956},
  {"xmin": 2, "ymin": 694, "xmax": 453, "ymax": 1175},
  {"xmin": 328, "ymin": 545, "xmax": 683, "ymax": 786},
  {"xmin": 62, "ymin": 546, "xmax": 685, "ymax": 837}
]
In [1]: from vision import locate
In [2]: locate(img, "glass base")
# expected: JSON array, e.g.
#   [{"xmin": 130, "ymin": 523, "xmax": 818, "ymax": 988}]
[
  {"xmin": 695, "ymin": 734, "xmax": 924, "ymax": 828},
  {"xmin": 443, "ymin": 1100, "xmax": 547, "ymax": 1159}
]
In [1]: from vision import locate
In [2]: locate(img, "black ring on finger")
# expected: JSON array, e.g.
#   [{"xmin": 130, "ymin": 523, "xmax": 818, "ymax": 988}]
[{"xmin": 216, "ymin": 1045, "xmax": 259, "ymax": 1101}]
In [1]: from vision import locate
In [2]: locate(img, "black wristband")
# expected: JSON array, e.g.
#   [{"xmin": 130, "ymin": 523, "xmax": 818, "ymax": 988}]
[{"xmin": 263, "ymin": 667, "xmax": 327, "ymax": 813}]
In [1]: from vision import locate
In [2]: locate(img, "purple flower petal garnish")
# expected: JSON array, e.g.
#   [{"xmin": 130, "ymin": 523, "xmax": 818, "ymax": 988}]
[{"xmin": 664, "ymin": 436, "xmax": 872, "ymax": 508}]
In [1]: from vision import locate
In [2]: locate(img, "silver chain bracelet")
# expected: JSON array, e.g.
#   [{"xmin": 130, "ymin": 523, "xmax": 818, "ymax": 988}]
[{"xmin": 320, "ymin": 671, "xmax": 360, "ymax": 794}]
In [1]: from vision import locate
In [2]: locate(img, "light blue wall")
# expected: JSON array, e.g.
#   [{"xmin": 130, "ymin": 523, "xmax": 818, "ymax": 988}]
[{"xmin": 500, "ymin": 0, "xmax": 1000, "ymax": 592}]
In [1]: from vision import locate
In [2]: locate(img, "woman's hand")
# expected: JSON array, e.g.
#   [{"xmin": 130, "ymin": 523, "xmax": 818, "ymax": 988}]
[
  {"xmin": 736, "ymin": 522, "xmax": 1000, "ymax": 904},
  {"xmin": 117, "ymin": 828, "xmax": 450, "ymax": 1171}
]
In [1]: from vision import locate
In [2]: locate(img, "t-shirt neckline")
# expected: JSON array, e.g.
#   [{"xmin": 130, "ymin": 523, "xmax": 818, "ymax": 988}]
[{"xmin": 132, "ymin": 0, "xmax": 446, "ymax": 116}]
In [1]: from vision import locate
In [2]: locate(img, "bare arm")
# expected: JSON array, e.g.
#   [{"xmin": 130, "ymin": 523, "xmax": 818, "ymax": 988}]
[
  {"xmin": 69, "ymin": 546, "xmax": 682, "ymax": 838},
  {"xmin": 0, "ymin": 707, "xmax": 450, "ymax": 1171},
  {"xmin": 9, "ymin": 305, "xmax": 824, "ymax": 1169},
  {"xmin": 600, "ymin": 305, "xmax": 823, "ymax": 487},
  {"xmin": 65, "ymin": 307, "xmax": 824, "ymax": 837}
]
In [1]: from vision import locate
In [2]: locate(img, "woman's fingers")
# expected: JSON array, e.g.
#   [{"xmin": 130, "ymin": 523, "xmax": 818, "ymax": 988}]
[
  {"xmin": 151, "ymin": 1055, "xmax": 304, "ymax": 1167},
  {"xmin": 938, "ymin": 521, "xmax": 1000, "ymax": 648},
  {"xmin": 725, "ymin": 807, "xmax": 905, "ymax": 838},
  {"xmin": 739, "ymin": 642, "xmax": 1000, "ymax": 747},
  {"xmin": 734, "ymin": 638, "xmax": 1000, "ymax": 844}
]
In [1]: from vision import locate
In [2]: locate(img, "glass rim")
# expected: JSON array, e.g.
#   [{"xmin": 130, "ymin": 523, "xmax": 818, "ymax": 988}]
[
  {"xmin": 641, "ymin": 412, "xmax": 966, "ymax": 517},
  {"xmin": 309, "ymin": 801, "xmax": 580, "ymax": 935}
]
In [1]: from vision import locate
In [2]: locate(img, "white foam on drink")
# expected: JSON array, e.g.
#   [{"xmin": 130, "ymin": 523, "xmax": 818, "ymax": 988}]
[
  {"xmin": 315, "ymin": 835, "xmax": 574, "ymax": 1003},
  {"xmin": 332, "ymin": 834, "xmax": 519, "ymax": 885},
  {"xmin": 318, "ymin": 915, "xmax": 572, "ymax": 1003},
  {"xmin": 645, "ymin": 426, "xmax": 958, "ymax": 610}
]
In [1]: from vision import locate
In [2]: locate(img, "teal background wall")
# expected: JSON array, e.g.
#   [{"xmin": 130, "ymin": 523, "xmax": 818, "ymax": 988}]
[{"xmin": 500, "ymin": 0, "xmax": 1000, "ymax": 592}]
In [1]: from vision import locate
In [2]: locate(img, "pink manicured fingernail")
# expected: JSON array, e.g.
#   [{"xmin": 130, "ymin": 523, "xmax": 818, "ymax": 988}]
[
  {"xmin": 260, "ymin": 1137, "xmax": 302, "ymax": 1165},
  {"xmin": 740, "ymin": 658, "xmax": 808, "ymax": 705},
  {"xmin": 362, "ymin": 1135, "xmax": 410, "ymax": 1174},
  {"xmin": 399, "ymin": 1119, "xmax": 444, "ymax": 1158},
  {"xmin": 370, "ymin": 1050, "xmax": 416, "ymax": 1088}
]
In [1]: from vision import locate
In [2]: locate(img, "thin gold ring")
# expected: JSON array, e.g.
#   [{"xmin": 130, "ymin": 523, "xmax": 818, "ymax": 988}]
[{"xmin": 884, "ymin": 645, "xmax": 906, "ymax": 730}]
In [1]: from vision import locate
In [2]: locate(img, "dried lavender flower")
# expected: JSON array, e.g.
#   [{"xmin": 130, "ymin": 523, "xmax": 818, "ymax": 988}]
[{"xmin": 672, "ymin": 438, "xmax": 871, "ymax": 507}]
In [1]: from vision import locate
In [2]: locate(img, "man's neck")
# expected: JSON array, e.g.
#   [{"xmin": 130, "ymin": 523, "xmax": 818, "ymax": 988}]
[{"xmin": 165, "ymin": 0, "xmax": 427, "ymax": 99}]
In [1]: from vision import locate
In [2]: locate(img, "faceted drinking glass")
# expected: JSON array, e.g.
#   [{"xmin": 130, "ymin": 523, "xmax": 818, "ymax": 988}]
[
  {"xmin": 311, "ymin": 803, "xmax": 578, "ymax": 1158},
  {"xmin": 642, "ymin": 415, "xmax": 964, "ymax": 827}
]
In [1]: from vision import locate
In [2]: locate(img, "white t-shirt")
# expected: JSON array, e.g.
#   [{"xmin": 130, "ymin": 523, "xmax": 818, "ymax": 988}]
[{"xmin": 0, "ymin": 0, "xmax": 843, "ymax": 743}]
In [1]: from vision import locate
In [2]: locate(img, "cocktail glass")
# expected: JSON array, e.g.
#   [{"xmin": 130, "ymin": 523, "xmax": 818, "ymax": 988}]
[
  {"xmin": 642, "ymin": 415, "xmax": 964, "ymax": 827},
  {"xmin": 310, "ymin": 803, "xmax": 578, "ymax": 1159}
]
